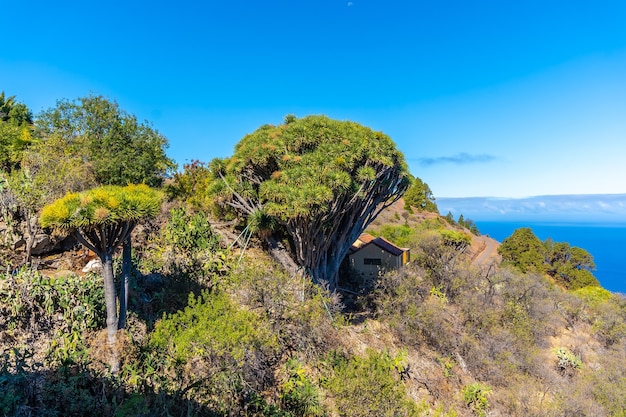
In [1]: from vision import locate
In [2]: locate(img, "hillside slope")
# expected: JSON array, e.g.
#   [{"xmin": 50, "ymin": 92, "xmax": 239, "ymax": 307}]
[
  {"xmin": 368, "ymin": 198, "xmax": 501, "ymax": 267},
  {"xmin": 1, "ymin": 202, "xmax": 625, "ymax": 417}
]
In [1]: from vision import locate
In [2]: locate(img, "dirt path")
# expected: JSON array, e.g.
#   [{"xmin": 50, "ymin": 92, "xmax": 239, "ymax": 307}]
[{"xmin": 472, "ymin": 236, "xmax": 500, "ymax": 266}]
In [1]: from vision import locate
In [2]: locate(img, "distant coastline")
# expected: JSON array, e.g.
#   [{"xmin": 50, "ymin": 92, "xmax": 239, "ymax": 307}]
[
  {"xmin": 436, "ymin": 194, "xmax": 626, "ymax": 293},
  {"xmin": 438, "ymin": 193, "xmax": 626, "ymax": 223},
  {"xmin": 474, "ymin": 220, "xmax": 626, "ymax": 294}
]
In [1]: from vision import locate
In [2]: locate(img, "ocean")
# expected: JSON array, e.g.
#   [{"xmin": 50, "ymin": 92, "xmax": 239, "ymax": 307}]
[{"xmin": 475, "ymin": 221, "xmax": 626, "ymax": 294}]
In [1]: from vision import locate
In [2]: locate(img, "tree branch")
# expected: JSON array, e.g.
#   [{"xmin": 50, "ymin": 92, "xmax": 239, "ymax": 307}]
[{"xmin": 74, "ymin": 230, "xmax": 99, "ymax": 255}]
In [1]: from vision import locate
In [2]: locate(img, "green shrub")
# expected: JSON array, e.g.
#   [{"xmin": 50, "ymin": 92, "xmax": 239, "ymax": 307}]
[
  {"xmin": 573, "ymin": 285, "xmax": 612, "ymax": 307},
  {"xmin": 0, "ymin": 347, "xmax": 34, "ymax": 416},
  {"xmin": 592, "ymin": 297, "xmax": 626, "ymax": 347},
  {"xmin": 151, "ymin": 290, "xmax": 278, "ymax": 364},
  {"xmin": 555, "ymin": 347, "xmax": 582, "ymax": 376},
  {"xmin": 149, "ymin": 290, "xmax": 279, "ymax": 412},
  {"xmin": 143, "ymin": 207, "xmax": 229, "ymax": 279},
  {"xmin": 1, "ymin": 346, "xmax": 116, "ymax": 417},
  {"xmin": 437, "ymin": 356, "xmax": 455, "ymax": 378},
  {"xmin": 0, "ymin": 267, "xmax": 105, "ymax": 333},
  {"xmin": 461, "ymin": 383, "xmax": 492, "ymax": 417},
  {"xmin": 323, "ymin": 349, "xmax": 421, "ymax": 417},
  {"xmin": 227, "ymin": 256, "xmax": 342, "ymax": 359},
  {"xmin": 375, "ymin": 224, "xmax": 415, "ymax": 248},
  {"xmin": 583, "ymin": 363, "xmax": 626, "ymax": 417},
  {"xmin": 280, "ymin": 358, "xmax": 325, "ymax": 417}
]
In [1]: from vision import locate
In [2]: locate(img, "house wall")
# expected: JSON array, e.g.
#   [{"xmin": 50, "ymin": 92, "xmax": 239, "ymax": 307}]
[{"xmin": 349, "ymin": 244, "xmax": 403, "ymax": 279}]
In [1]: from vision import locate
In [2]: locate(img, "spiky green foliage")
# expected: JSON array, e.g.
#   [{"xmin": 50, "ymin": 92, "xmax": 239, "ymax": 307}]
[
  {"xmin": 462, "ymin": 383, "xmax": 492, "ymax": 417},
  {"xmin": 212, "ymin": 115, "xmax": 410, "ymax": 289},
  {"xmin": 40, "ymin": 184, "xmax": 161, "ymax": 231}
]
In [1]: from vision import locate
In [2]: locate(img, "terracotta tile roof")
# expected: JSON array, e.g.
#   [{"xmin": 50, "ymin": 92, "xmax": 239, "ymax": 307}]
[
  {"xmin": 350, "ymin": 233, "xmax": 375, "ymax": 252},
  {"xmin": 349, "ymin": 233, "xmax": 408, "ymax": 256},
  {"xmin": 357, "ymin": 233, "xmax": 376, "ymax": 244}
]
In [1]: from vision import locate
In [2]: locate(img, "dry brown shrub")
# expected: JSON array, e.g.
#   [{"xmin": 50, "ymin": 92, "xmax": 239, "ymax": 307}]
[{"xmin": 86, "ymin": 329, "xmax": 140, "ymax": 374}]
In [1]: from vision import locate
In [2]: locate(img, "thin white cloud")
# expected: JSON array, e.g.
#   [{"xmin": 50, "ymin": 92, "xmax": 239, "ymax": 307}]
[{"xmin": 415, "ymin": 152, "xmax": 497, "ymax": 167}]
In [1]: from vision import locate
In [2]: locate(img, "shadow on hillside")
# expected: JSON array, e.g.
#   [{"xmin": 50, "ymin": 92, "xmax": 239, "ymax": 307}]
[
  {"xmin": 124, "ymin": 269, "xmax": 212, "ymax": 330},
  {"xmin": 337, "ymin": 268, "xmax": 379, "ymax": 325},
  {"xmin": 1, "ymin": 364, "xmax": 223, "ymax": 417}
]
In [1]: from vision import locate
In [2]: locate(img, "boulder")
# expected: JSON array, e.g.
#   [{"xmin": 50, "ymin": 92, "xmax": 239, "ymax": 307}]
[
  {"xmin": 30, "ymin": 232, "xmax": 63, "ymax": 255},
  {"xmin": 82, "ymin": 258, "xmax": 102, "ymax": 273},
  {"xmin": 11, "ymin": 236, "xmax": 25, "ymax": 250}
]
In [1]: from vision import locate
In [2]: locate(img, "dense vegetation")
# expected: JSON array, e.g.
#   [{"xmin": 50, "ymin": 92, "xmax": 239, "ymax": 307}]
[
  {"xmin": 498, "ymin": 227, "xmax": 599, "ymax": 290},
  {"xmin": 1, "ymin": 91, "xmax": 625, "ymax": 416},
  {"xmin": 403, "ymin": 175, "xmax": 438, "ymax": 214}
]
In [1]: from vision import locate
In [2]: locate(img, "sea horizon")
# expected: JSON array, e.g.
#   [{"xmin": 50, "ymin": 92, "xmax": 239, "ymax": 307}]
[
  {"xmin": 437, "ymin": 193, "xmax": 626, "ymax": 224},
  {"xmin": 475, "ymin": 220, "xmax": 626, "ymax": 295},
  {"xmin": 436, "ymin": 194, "xmax": 626, "ymax": 294}
]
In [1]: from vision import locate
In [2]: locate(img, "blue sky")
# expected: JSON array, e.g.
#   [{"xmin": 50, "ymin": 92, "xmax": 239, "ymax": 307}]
[{"xmin": 3, "ymin": 1, "xmax": 626, "ymax": 198}]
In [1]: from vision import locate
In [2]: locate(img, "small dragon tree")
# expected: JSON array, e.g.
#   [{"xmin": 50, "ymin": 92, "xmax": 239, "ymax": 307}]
[{"xmin": 40, "ymin": 184, "xmax": 161, "ymax": 372}]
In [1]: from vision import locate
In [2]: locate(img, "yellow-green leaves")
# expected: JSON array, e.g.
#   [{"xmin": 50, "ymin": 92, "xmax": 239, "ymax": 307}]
[
  {"xmin": 223, "ymin": 115, "xmax": 409, "ymax": 221},
  {"xmin": 439, "ymin": 229, "xmax": 472, "ymax": 247},
  {"xmin": 357, "ymin": 166, "xmax": 376, "ymax": 182},
  {"xmin": 40, "ymin": 184, "xmax": 162, "ymax": 231}
]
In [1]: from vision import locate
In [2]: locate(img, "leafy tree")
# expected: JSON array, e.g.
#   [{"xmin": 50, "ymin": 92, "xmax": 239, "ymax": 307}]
[
  {"xmin": 40, "ymin": 184, "xmax": 162, "ymax": 372},
  {"xmin": 403, "ymin": 175, "xmax": 438, "ymax": 213},
  {"xmin": 4, "ymin": 170, "xmax": 45, "ymax": 263},
  {"xmin": 0, "ymin": 92, "xmax": 17, "ymax": 121},
  {"xmin": 35, "ymin": 94, "xmax": 176, "ymax": 187},
  {"xmin": 544, "ymin": 239, "xmax": 598, "ymax": 289},
  {"xmin": 211, "ymin": 115, "xmax": 410, "ymax": 290},
  {"xmin": 164, "ymin": 160, "xmax": 215, "ymax": 211},
  {"xmin": 500, "ymin": 229, "xmax": 599, "ymax": 289},
  {"xmin": 0, "ymin": 92, "xmax": 34, "ymax": 172},
  {"xmin": 0, "ymin": 92, "xmax": 32, "ymax": 124},
  {"xmin": 498, "ymin": 228, "xmax": 546, "ymax": 274},
  {"xmin": 1, "ymin": 133, "xmax": 97, "ymax": 265},
  {"xmin": 19, "ymin": 133, "xmax": 98, "ymax": 203}
]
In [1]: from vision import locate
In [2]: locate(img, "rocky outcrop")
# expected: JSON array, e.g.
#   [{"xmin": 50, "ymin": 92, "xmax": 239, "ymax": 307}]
[
  {"xmin": 30, "ymin": 232, "xmax": 58, "ymax": 255},
  {"xmin": 1, "ymin": 216, "xmax": 78, "ymax": 263}
]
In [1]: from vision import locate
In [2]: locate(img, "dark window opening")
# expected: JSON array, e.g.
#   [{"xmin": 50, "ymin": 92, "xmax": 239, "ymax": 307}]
[{"xmin": 364, "ymin": 258, "xmax": 382, "ymax": 265}]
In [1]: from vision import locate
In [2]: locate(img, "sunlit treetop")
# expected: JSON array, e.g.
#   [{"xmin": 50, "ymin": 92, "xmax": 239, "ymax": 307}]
[
  {"xmin": 40, "ymin": 184, "xmax": 162, "ymax": 231},
  {"xmin": 216, "ymin": 114, "xmax": 410, "ymax": 222}
]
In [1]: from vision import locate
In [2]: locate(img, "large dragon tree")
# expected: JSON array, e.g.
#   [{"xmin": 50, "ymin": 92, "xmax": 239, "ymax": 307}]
[
  {"xmin": 40, "ymin": 184, "xmax": 161, "ymax": 372},
  {"xmin": 212, "ymin": 115, "xmax": 410, "ymax": 290}
]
